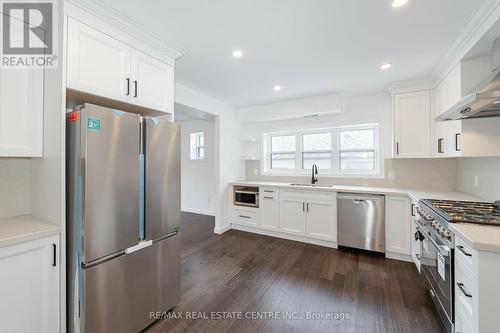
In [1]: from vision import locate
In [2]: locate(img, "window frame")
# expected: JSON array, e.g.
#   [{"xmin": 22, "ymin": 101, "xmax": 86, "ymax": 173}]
[
  {"xmin": 190, "ymin": 132, "xmax": 205, "ymax": 160},
  {"xmin": 262, "ymin": 124, "xmax": 381, "ymax": 178}
]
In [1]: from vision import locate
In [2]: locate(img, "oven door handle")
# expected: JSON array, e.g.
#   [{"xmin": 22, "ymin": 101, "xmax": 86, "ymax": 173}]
[{"xmin": 425, "ymin": 231, "xmax": 451, "ymax": 256}]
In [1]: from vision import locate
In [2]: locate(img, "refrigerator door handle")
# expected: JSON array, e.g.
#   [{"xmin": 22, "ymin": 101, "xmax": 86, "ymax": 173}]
[{"xmin": 125, "ymin": 240, "xmax": 153, "ymax": 254}]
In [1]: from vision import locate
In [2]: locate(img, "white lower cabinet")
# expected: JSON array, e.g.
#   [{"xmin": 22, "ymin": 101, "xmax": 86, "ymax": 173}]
[
  {"xmin": 279, "ymin": 196, "xmax": 306, "ymax": 235},
  {"xmin": 410, "ymin": 199, "xmax": 421, "ymax": 271},
  {"xmin": 259, "ymin": 188, "xmax": 279, "ymax": 230},
  {"xmin": 385, "ymin": 195, "xmax": 411, "ymax": 256},
  {"xmin": 306, "ymin": 198, "xmax": 336, "ymax": 241},
  {"xmin": 0, "ymin": 235, "xmax": 60, "ymax": 333},
  {"xmin": 231, "ymin": 187, "xmax": 337, "ymax": 246}
]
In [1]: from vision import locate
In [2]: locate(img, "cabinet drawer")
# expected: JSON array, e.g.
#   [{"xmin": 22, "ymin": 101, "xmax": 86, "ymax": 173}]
[
  {"xmin": 233, "ymin": 209, "xmax": 258, "ymax": 226},
  {"xmin": 456, "ymin": 237, "xmax": 475, "ymax": 269},
  {"xmin": 455, "ymin": 263, "xmax": 474, "ymax": 322},
  {"xmin": 260, "ymin": 187, "xmax": 278, "ymax": 199},
  {"xmin": 456, "ymin": 296, "xmax": 476, "ymax": 333}
]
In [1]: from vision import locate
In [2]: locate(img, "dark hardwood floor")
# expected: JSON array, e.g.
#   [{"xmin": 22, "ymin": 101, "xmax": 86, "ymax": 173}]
[{"xmin": 146, "ymin": 212, "xmax": 442, "ymax": 333}]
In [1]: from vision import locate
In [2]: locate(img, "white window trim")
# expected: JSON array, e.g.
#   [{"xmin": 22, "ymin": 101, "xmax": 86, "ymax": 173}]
[
  {"xmin": 262, "ymin": 124, "xmax": 383, "ymax": 178},
  {"xmin": 190, "ymin": 132, "xmax": 205, "ymax": 161}
]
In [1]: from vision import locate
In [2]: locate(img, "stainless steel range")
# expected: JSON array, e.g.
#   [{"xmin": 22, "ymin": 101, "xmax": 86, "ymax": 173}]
[{"xmin": 416, "ymin": 199, "xmax": 500, "ymax": 333}]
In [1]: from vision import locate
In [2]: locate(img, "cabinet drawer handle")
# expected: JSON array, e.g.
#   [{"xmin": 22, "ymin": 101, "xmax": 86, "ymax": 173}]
[
  {"xmin": 457, "ymin": 283, "xmax": 472, "ymax": 298},
  {"xmin": 457, "ymin": 245, "xmax": 472, "ymax": 257},
  {"xmin": 415, "ymin": 254, "xmax": 420, "ymax": 260},
  {"xmin": 438, "ymin": 138, "xmax": 444, "ymax": 154},
  {"xmin": 263, "ymin": 196, "xmax": 274, "ymax": 199},
  {"xmin": 52, "ymin": 243, "xmax": 56, "ymax": 267},
  {"xmin": 126, "ymin": 78, "xmax": 130, "ymax": 96},
  {"xmin": 263, "ymin": 190, "xmax": 274, "ymax": 193},
  {"xmin": 239, "ymin": 215, "xmax": 251, "ymax": 219}
]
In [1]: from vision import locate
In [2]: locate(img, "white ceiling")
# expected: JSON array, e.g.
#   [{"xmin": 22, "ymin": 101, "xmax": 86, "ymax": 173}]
[{"xmin": 102, "ymin": 0, "xmax": 484, "ymax": 107}]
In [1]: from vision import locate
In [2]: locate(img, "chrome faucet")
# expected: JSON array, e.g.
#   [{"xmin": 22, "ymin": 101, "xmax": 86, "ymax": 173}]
[{"xmin": 311, "ymin": 164, "xmax": 318, "ymax": 184}]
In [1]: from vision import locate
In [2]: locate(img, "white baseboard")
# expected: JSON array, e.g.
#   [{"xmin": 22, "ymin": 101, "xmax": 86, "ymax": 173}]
[
  {"xmin": 231, "ymin": 223, "xmax": 338, "ymax": 249},
  {"xmin": 213, "ymin": 224, "xmax": 231, "ymax": 234},
  {"xmin": 181, "ymin": 207, "xmax": 215, "ymax": 216},
  {"xmin": 386, "ymin": 251, "xmax": 413, "ymax": 262}
]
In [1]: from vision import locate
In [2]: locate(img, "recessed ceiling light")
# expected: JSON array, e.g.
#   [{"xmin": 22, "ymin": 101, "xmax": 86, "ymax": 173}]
[
  {"xmin": 380, "ymin": 63, "xmax": 392, "ymax": 71},
  {"xmin": 273, "ymin": 85, "xmax": 282, "ymax": 91},
  {"xmin": 232, "ymin": 49, "xmax": 243, "ymax": 58},
  {"xmin": 392, "ymin": 0, "xmax": 408, "ymax": 8}
]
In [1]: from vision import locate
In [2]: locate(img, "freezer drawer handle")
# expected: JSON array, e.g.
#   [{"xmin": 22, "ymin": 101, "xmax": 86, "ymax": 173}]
[{"xmin": 125, "ymin": 240, "xmax": 153, "ymax": 254}]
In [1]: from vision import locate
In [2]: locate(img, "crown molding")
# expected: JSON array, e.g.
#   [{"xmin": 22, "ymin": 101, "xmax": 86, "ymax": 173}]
[
  {"xmin": 431, "ymin": 0, "xmax": 500, "ymax": 84},
  {"xmin": 65, "ymin": 0, "xmax": 185, "ymax": 60}
]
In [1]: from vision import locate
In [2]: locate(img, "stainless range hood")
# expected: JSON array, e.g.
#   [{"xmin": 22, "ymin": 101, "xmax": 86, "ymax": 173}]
[{"xmin": 437, "ymin": 37, "xmax": 500, "ymax": 121}]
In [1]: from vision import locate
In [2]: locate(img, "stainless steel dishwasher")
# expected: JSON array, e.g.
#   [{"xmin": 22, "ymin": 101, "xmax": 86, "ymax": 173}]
[{"xmin": 337, "ymin": 193, "xmax": 385, "ymax": 253}]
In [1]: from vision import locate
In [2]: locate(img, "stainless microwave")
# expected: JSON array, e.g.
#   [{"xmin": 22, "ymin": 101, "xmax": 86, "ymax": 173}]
[{"xmin": 234, "ymin": 186, "xmax": 259, "ymax": 207}]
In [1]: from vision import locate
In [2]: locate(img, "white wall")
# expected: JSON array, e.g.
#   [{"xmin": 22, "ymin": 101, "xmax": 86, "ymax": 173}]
[
  {"xmin": 179, "ymin": 119, "xmax": 216, "ymax": 215},
  {"xmin": 239, "ymin": 91, "xmax": 458, "ymax": 190},
  {"xmin": 175, "ymin": 83, "xmax": 245, "ymax": 233},
  {"xmin": 457, "ymin": 157, "xmax": 500, "ymax": 201},
  {"xmin": 0, "ymin": 158, "xmax": 31, "ymax": 219}
]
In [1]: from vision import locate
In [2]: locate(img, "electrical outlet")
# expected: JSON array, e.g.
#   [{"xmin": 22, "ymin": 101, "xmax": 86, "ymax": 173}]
[
  {"xmin": 388, "ymin": 171, "xmax": 396, "ymax": 180},
  {"xmin": 474, "ymin": 175, "xmax": 479, "ymax": 187}
]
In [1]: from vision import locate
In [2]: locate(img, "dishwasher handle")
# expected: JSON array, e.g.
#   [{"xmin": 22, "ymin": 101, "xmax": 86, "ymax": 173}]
[{"xmin": 337, "ymin": 193, "xmax": 385, "ymax": 202}]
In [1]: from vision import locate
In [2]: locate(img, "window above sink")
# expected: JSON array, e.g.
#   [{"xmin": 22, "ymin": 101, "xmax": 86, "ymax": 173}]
[{"xmin": 262, "ymin": 124, "xmax": 381, "ymax": 178}]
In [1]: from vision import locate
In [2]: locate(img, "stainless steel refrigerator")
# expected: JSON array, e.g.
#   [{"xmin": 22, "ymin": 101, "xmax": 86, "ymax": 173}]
[{"xmin": 66, "ymin": 103, "xmax": 181, "ymax": 333}]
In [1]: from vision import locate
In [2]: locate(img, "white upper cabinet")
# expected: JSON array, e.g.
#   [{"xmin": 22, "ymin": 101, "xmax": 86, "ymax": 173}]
[
  {"xmin": 393, "ymin": 90, "xmax": 431, "ymax": 158},
  {"xmin": 0, "ymin": 68, "xmax": 44, "ymax": 157},
  {"xmin": 67, "ymin": 17, "xmax": 174, "ymax": 113},
  {"xmin": 0, "ymin": 13, "xmax": 44, "ymax": 157},
  {"xmin": 67, "ymin": 18, "xmax": 131, "ymax": 103},
  {"xmin": 130, "ymin": 49, "xmax": 174, "ymax": 113}
]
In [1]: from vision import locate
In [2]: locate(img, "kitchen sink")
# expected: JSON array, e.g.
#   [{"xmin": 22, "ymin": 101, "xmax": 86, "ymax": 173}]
[{"xmin": 289, "ymin": 183, "xmax": 334, "ymax": 187}]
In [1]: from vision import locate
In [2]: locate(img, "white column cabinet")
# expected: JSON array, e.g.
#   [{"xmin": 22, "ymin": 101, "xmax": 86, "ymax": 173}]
[
  {"xmin": 67, "ymin": 17, "xmax": 174, "ymax": 113},
  {"xmin": 393, "ymin": 90, "xmax": 431, "ymax": 158},
  {"xmin": 67, "ymin": 17, "xmax": 131, "ymax": 103},
  {"xmin": 0, "ymin": 235, "xmax": 60, "ymax": 333},
  {"xmin": 385, "ymin": 195, "xmax": 411, "ymax": 256}
]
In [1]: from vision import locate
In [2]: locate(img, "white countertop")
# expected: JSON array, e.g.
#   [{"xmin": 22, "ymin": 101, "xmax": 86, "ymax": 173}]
[
  {"xmin": 231, "ymin": 180, "xmax": 484, "ymax": 201},
  {"xmin": 231, "ymin": 180, "xmax": 500, "ymax": 253},
  {"xmin": 450, "ymin": 223, "xmax": 500, "ymax": 253},
  {"xmin": 0, "ymin": 215, "xmax": 61, "ymax": 247}
]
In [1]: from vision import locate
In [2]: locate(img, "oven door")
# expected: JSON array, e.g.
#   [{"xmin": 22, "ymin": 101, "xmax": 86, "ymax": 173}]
[{"xmin": 420, "ymin": 223, "xmax": 453, "ymax": 333}]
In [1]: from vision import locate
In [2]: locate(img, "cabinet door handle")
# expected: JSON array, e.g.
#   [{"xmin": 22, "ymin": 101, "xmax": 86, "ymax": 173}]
[
  {"xmin": 306, "ymin": 203, "xmax": 309, "ymax": 212},
  {"xmin": 302, "ymin": 202, "xmax": 305, "ymax": 212},
  {"xmin": 457, "ymin": 283, "xmax": 472, "ymax": 298},
  {"xmin": 126, "ymin": 78, "xmax": 130, "ymax": 96},
  {"xmin": 455, "ymin": 133, "xmax": 461, "ymax": 152},
  {"xmin": 457, "ymin": 245, "xmax": 472, "ymax": 257},
  {"xmin": 133, "ymin": 80, "xmax": 138, "ymax": 97},
  {"xmin": 239, "ymin": 215, "xmax": 251, "ymax": 219},
  {"xmin": 52, "ymin": 243, "xmax": 56, "ymax": 267},
  {"xmin": 396, "ymin": 142, "xmax": 399, "ymax": 155},
  {"xmin": 415, "ymin": 254, "xmax": 420, "ymax": 260},
  {"xmin": 411, "ymin": 204, "xmax": 415, "ymax": 217},
  {"xmin": 438, "ymin": 138, "xmax": 444, "ymax": 154}
]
